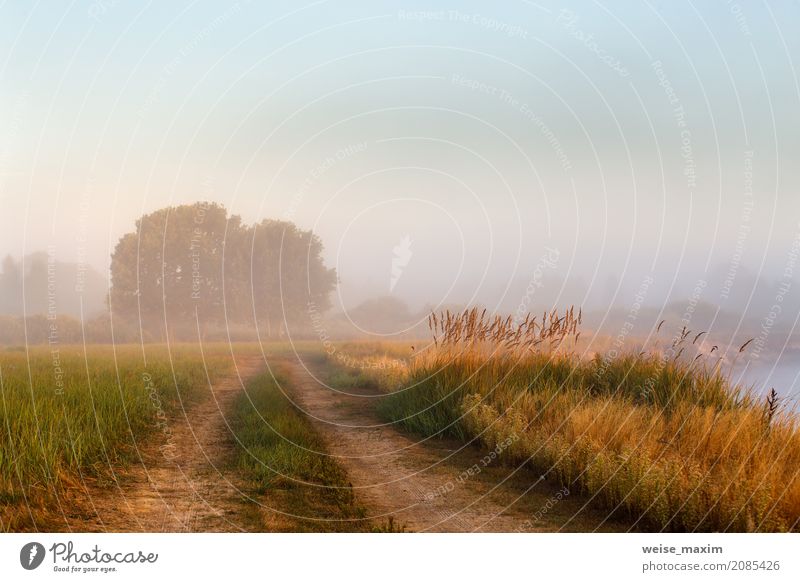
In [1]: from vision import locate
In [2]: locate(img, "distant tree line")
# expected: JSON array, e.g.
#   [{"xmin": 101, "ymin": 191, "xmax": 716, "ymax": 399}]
[
  {"xmin": 0, "ymin": 314, "xmax": 140, "ymax": 345},
  {"xmin": 0, "ymin": 203, "xmax": 337, "ymax": 344},
  {"xmin": 0, "ymin": 254, "xmax": 123, "ymax": 345},
  {"xmin": 0, "ymin": 253, "xmax": 107, "ymax": 317}
]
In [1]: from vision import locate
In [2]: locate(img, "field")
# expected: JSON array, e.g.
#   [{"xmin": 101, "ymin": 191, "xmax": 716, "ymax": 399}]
[
  {"xmin": 0, "ymin": 342, "xmax": 389, "ymax": 532},
  {"xmin": 328, "ymin": 308, "xmax": 800, "ymax": 532},
  {"xmin": 2, "ymin": 319, "xmax": 798, "ymax": 533},
  {"xmin": 0, "ymin": 344, "xmax": 234, "ymax": 530}
]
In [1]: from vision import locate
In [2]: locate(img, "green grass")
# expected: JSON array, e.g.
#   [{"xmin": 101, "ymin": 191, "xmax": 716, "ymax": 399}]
[
  {"xmin": 0, "ymin": 344, "xmax": 233, "ymax": 530},
  {"xmin": 230, "ymin": 366, "xmax": 370, "ymax": 532}
]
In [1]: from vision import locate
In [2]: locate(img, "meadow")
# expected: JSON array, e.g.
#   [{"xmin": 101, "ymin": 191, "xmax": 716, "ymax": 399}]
[
  {"xmin": 331, "ymin": 308, "xmax": 800, "ymax": 532},
  {"xmin": 0, "ymin": 344, "xmax": 234, "ymax": 530},
  {"xmin": 4, "ymin": 327, "xmax": 798, "ymax": 533}
]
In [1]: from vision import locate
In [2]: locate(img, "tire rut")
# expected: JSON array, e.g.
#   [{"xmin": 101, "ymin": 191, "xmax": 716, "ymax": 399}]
[
  {"xmin": 60, "ymin": 356, "xmax": 264, "ymax": 532},
  {"xmin": 287, "ymin": 360, "xmax": 624, "ymax": 532}
]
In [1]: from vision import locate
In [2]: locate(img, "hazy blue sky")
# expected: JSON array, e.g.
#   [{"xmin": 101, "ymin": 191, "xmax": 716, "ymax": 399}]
[{"xmin": 2, "ymin": 0, "xmax": 799, "ymax": 315}]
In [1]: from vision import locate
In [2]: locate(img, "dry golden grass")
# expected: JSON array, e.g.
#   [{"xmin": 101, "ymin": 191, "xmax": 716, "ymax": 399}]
[{"xmin": 366, "ymin": 307, "xmax": 800, "ymax": 532}]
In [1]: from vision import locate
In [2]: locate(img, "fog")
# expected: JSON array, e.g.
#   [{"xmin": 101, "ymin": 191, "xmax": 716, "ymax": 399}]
[{"xmin": 2, "ymin": 1, "xmax": 800, "ymax": 395}]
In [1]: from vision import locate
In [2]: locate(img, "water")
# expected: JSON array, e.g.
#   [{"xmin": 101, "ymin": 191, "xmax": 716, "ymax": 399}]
[{"xmin": 730, "ymin": 357, "xmax": 800, "ymax": 405}]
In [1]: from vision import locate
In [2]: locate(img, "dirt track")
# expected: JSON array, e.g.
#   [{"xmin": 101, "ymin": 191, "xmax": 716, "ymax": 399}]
[
  {"xmin": 60, "ymin": 356, "xmax": 264, "ymax": 532},
  {"xmin": 286, "ymin": 360, "xmax": 622, "ymax": 532},
  {"xmin": 56, "ymin": 354, "xmax": 621, "ymax": 532}
]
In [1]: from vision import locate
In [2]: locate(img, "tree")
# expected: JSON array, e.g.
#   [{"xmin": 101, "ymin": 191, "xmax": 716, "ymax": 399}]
[
  {"xmin": 0, "ymin": 255, "xmax": 23, "ymax": 315},
  {"xmin": 109, "ymin": 203, "xmax": 337, "ymax": 339},
  {"xmin": 347, "ymin": 296, "xmax": 413, "ymax": 333},
  {"xmin": 246, "ymin": 219, "xmax": 337, "ymax": 336},
  {"xmin": 23, "ymin": 253, "xmax": 49, "ymax": 315}
]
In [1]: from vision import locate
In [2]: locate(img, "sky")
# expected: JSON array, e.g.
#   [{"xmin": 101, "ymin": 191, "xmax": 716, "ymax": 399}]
[{"xmin": 2, "ymin": 0, "xmax": 800, "ymax": 320}]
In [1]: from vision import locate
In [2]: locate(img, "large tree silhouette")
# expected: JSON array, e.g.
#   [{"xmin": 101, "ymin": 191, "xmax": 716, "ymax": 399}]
[{"xmin": 109, "ymin": 203, "xmax": 336, "ymax": 339}]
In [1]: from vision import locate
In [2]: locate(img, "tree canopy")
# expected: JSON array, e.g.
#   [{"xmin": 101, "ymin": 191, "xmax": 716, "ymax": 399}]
[{"xmin": 109, "ymin": 202, "xmax": 336, "ymax": 339}]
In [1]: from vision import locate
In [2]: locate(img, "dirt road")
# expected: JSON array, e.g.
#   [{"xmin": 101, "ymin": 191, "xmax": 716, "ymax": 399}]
[
  {"xmin": 56, "ymin": 353, "xmax": 621, "ymax": 533},
  {"xmin": 61, "ymin": 356, "xmax": 264, "ymax": 532},
  {"xmin": 287, "ymin": 360, "xmax": 622, "ymax": 532}
]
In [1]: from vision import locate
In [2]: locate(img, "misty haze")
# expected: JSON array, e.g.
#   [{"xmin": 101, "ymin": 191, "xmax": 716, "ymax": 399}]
[{"xmin": 1, "ymin": 0, "xmax": 799, "ymax": 553}]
